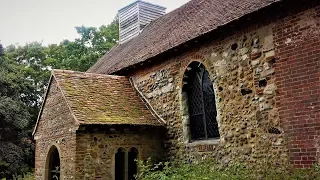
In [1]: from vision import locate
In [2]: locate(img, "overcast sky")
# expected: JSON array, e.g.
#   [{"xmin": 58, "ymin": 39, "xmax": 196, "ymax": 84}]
[{"xmin": 0, "ymin": 0, "xmax": 190, "ymax": 47}]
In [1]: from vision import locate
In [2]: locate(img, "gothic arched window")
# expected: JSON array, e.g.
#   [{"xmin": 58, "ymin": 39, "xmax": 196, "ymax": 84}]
[
  {"xmin": 115, "ymin": 148, "xmax": 126, "ymax": 180},
  {"xmin": 128, "ymin": 148, "xmax": 138, "ymax": 180},
  {"xmin": 183, "ymin": 62, "xmax": 220, "ymax": 141},
  {"xmin": 114, "ymin": 147, "xmax": 139, "ymax": 180}
]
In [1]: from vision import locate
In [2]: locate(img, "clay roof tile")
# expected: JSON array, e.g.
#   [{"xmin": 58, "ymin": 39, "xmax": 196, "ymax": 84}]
[
  {"xmin": 87, "ymin": 0, "xmax": 280, "ymax": 74},
  {"xmin": 53, "ymin": 69, "xmax": 162, "ymax": 126}
]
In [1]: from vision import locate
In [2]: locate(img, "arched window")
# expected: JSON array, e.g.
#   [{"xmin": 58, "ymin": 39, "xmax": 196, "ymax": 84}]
[
  {"xmin": 115, "ymin": 148, "xmax": 126, "ymax": 180},
  {"xmin": 114, "ymin": 147, "xmax": 139, "ymax": 180},
  {"xmin": 128, "ymin": 148, "xmax": 138, "ymax": 180},
  {"xmin": 45, "ymin": 146, "xmax": 60, "ymax": 180},
  {"xmin": 183, "ymin": 62, "xmax": 220, "ymax": 141}
]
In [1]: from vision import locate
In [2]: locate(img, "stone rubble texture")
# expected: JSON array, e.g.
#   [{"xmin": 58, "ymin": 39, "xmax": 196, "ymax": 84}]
[
  {"xmin": 75, "ymin": 129, "xmax": 164, "ymax": 179},
  {"xmin": 132, "ymin": 25, "xmax": 287, "ymax": 166},
  {"xmin": 130, "ymin": 4, "xmax": 320, "ymax": 168}
]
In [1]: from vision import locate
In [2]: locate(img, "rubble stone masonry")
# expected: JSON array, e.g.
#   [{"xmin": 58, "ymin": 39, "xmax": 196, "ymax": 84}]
[
  {"xmin": 75, "ymin": 129, "xmax": 164, "ymax": 179},
  {"xmin": 131, "ymin": 4, "xmax": 320, "ymax": 168}
]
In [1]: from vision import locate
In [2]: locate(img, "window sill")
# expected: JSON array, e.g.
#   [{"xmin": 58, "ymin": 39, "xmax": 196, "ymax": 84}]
[{"xmin": 186, "ymin": 139, "xmax": 220, "ymax": 147}]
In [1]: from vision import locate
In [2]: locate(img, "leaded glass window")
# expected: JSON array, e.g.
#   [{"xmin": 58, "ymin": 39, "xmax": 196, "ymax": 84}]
[{"xmin": 185, "ymin": 62, "xmax": 219, "ymax": 141}]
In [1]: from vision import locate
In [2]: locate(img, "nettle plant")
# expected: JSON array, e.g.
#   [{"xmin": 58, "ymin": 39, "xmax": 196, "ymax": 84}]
[{"xmin": 137, "ymin": 158, "xmax": 320, "ymax": 180}]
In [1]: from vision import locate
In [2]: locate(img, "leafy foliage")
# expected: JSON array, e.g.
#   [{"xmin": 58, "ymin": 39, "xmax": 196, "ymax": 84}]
[
  {"xmin": 5, "ymin": 42, "xmax": 50, "ymax": 108},
  {"xmin": 0, "ymin": 43, "xmax": 34, "ymax": 179},
  {"xmin": 45, "ymin": 17, "xmax": 119, "ymax": 71},
  {"xmin": 137, "ymin": 158, "xmax": 320, "ymax": 180},
  {"xmin": 0, "ymin": 17, "xmax": 119, "ymax": 178}
]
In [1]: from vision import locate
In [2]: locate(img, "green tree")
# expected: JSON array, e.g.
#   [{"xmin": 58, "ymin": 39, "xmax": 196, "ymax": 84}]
[
  {"xmin": 45, "ymin": 17, "xmax": 119, "ymax": 71},
  {"xmin": 6, "ymin": 42, "xmax": 51, "ymax": 109},
  {"xmin": 0, "ymin": 17, "xmax": 119, "ymax": 178},
  {"xmin": 0, "ymin": 43, "xmax": 34, "ymax": 179}
]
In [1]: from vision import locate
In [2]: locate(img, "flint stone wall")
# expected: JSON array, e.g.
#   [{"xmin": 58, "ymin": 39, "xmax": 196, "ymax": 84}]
[
  {"xmin": 132, "ymin": 23, "xmax": 286, "ymax": 166},
  {"xmin": 131, "ymin": 4, "xmax": 320, "ymax": 168}
]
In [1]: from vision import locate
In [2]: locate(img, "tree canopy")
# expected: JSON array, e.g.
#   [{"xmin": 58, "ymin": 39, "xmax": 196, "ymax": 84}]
[
  {"xmin": 0, "ymin": 42, "xmax": 34, "ymax": 178},
  {"xmin": 45, "ymin": 18, "xmax": 118, "ymax": 71},
  {"xmin": 0, "ymin": 17, "xmax": 119, "ymax": 178}
]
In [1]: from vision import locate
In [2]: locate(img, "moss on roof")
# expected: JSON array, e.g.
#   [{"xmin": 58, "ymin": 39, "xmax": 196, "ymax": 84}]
[{"xmin": 53, "ymin": 69, "xmax": 162, "ymax": 126}]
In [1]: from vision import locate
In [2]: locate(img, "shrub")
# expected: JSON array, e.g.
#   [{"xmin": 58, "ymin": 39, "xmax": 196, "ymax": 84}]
[
  {"xmin": 137, "ymin": 158, "xmax": 320, "ymax": 180},
  {"xmin": 6, "ymin": 172, "xmax": 34, "ymax": 180}
]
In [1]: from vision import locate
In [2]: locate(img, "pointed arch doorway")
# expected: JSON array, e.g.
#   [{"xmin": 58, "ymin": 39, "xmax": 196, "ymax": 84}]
[{"xmin": 45, "ymin": 145, "xmax": 61, "ymax": 180}]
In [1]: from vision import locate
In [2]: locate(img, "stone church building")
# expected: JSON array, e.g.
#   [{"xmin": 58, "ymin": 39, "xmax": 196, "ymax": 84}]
[{"xmin": 33, "ymin": 0, "xmax": 320, "ymax": 179}]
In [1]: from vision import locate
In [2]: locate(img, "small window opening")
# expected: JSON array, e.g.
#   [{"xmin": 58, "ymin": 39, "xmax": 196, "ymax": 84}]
[
  {"xmin": 115, "ymin": 147, "xmax": 139, "ymax": 180},
  {"xmin": 115, "ymin": 148, "xmax": 126, "ymax": 180},
  {"xmin": 128, "ymin": 148, "xmax": 138, "ymax": 180}
]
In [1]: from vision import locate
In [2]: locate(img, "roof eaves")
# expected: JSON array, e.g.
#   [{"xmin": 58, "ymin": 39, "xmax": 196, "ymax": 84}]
[
  {"xmin": 96, "ymin": 0, "xmax": 283, "ymax": 75},
  {"xmin": 79, "ymin": 121, "xmax": 165, "ymax": 126}
]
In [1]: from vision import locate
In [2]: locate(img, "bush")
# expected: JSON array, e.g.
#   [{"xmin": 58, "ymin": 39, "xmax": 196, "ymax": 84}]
[
  {"xmin": 0, "ymin": 172, "xmax": 35, "ymax": 180},
  {"xmin": 137, "ymin": 158, "xmax": 320, "ymax": 180},
  {"xmin": 15, "ymin": 172, "xmax": 34, "ymax": 180}
]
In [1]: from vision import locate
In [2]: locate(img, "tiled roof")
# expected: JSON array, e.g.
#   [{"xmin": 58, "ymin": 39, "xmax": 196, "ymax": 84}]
[
  {"xmin": 87, "ymin": 0, "xmax": 280, "ymax": 74},
  {"xmin": 53, "ymin": 70, "xmax": 162, "ymax": 126}
]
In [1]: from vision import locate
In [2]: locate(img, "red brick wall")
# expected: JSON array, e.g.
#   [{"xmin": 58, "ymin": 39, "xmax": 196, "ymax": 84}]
[
  {"xmin": 34, "ymin": 78, "xmax": 78, "ymax": 179},
  {"xmin": 274, "ymin": 5, "xmax": 320, "ymax": 168}
]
